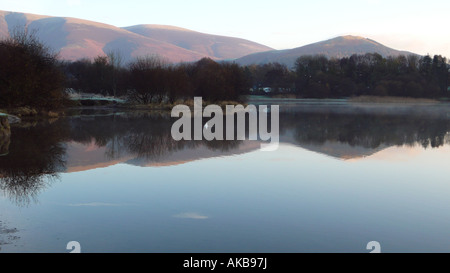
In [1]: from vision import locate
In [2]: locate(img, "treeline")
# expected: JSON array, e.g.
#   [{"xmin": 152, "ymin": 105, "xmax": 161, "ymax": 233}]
[
  {"xmin": 247, "ymin": 53, "xmax": 450, "ymax": 98},
  {"xmin": 0, "ymin": 29, "xmax": 249, "ymax": 109},
  {"xmin": 294, "ymin": 53, "xmax": 450, "ymax": 98},
  {"xmin": 1, "ymin": 28, "xmax": 449, "ymax": 110},
  {"xmin": 63, "ymin": 55, "xmax": 249, "ymax": 103},
  {"xmin": 66, "ymin": 53, "xmax": 450, "ymax": 100},
  {"xmin": 245, "ymin": 62, "xmax": 296, "ymax": 93}
]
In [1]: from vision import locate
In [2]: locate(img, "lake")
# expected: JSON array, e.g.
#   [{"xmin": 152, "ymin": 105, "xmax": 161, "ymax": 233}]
[{"xmin": 1, "ymin": 99, "xmax": 450, "ymax": 253}]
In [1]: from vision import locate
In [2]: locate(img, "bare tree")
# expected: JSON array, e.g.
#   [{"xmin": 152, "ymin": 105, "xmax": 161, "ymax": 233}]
[
  {"xmin": 0, "ymin": 26, "xmax": 66, "ymax": 108},
  {"xmin": 106, "ymin": 50, "xmax": 124, "ymax": 98},
  {"xmin": 127, "ymin": 54, "xmax": 169, "ymax": 104}
]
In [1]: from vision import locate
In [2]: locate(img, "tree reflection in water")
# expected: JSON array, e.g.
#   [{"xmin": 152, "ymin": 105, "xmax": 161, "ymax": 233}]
[
  {"xmin": 0, "ymin": 106, "xmax": 449, "ymax": 206},
  {"xmin": 0, "ymin": 119, "xmax": 68, "ymax": 206}
]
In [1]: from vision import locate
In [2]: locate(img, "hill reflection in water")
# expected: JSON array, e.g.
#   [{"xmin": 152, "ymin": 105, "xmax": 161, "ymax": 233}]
[{"xmin": 0, "ymin": 104, "xmax": 449, "ymax": 205}]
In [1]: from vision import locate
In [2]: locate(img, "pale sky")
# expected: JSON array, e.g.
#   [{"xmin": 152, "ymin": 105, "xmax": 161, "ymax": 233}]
[{"xmin": 1, "ymin": 0, "xmax": 449, "ymax": 57}]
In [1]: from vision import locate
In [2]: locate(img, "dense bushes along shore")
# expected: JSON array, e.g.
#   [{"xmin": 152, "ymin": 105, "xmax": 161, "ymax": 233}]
[{"xmin": 1, "ymin": 29, "xmax": 449, "ymax": 110}]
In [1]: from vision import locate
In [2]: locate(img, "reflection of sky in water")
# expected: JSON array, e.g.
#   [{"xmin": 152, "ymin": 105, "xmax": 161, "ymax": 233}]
[{"xmin": 1, "ymin": 142, "xmax": 450, "ymax": 253}]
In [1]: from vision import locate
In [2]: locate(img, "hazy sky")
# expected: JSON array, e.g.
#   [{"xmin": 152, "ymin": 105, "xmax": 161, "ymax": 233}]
[{"xmin": 1, "ymin": 0, "xmax": 449, "ymax": 57}]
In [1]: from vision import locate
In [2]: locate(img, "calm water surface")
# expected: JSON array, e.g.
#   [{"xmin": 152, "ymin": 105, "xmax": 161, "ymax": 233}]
[{"xmin": 1, "ymin": 100, "xmax": 450, "ymax": 253}]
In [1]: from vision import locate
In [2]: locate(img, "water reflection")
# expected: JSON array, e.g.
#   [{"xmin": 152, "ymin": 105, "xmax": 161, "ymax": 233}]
[
  {"xmin": 0, "ymin": 119, "xmax": 68, "ymax": 205},
  {"xmin": 0, "ymin": 221, "xmax": 19, "ymax": 251},
  {"xmin": 66, "ymin": 112, "xmax": 246, "ymax": 166},
  {"xmin": 0, "ymin": 134, "xmax": 9, "ymax": 156},
  {"xmin": 0, "ymin": 112, "xmax": 247, "ymax": 205},
  {"xmin": 279, "ymin": 107, "xmax": 450, "ymax": 158},
  {"xmin": 0, "ymin": 104, "xmax": 449, "ymax": 206}
]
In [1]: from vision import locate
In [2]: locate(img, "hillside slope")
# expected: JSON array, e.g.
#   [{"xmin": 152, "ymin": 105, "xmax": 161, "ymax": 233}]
[
  {"xmin": 123, "ymin": 24, "xmax": 272, "ymax": 60},
  {"xmin": 235, "ymin": 35, "xmax": 416, "ymax": 68},
  {"xmin": 0, "ymin": 10, "xmax": 272, "ymax": 63}
]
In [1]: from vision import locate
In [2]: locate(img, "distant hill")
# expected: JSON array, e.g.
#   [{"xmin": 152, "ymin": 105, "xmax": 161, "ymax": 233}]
[
  {"xmin": 123, "ymin": 24, "xmax": 272, "ymax": 61},
  {"xmin": 0, "ymin": 10, "xmax": 273, "ymax": 63},
  {"xmin": 235, "ymin": 35, "xmax": 417, "ymax": 68}
]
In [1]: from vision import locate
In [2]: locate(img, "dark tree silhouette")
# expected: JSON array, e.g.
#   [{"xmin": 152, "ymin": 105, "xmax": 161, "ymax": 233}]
[{"xmin": 0, "ymin": 27, "xmax": 67, "ymax": 109}]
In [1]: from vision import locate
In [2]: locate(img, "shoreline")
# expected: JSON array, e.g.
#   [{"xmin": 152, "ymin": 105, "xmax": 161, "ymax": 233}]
[
  {"xmin": 348, "ymin": 96, "xmax": 441, "ymax": 104},
  {"xmin": 1, "ymin": 96, "xmax": 448, "ymax": 121}
]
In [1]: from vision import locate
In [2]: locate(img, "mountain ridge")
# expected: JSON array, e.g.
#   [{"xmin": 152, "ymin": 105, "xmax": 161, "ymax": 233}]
[
  {"xmin": 235, "ymin": 35, "xmax": 418, "ymax": 68},
  {"xmin": 0, "ymin": 10, "xmax": 273, "ymax": 63},
  {"xmin": 0, "ymin": 10, "xmax": 420, "ymax": 66}
]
